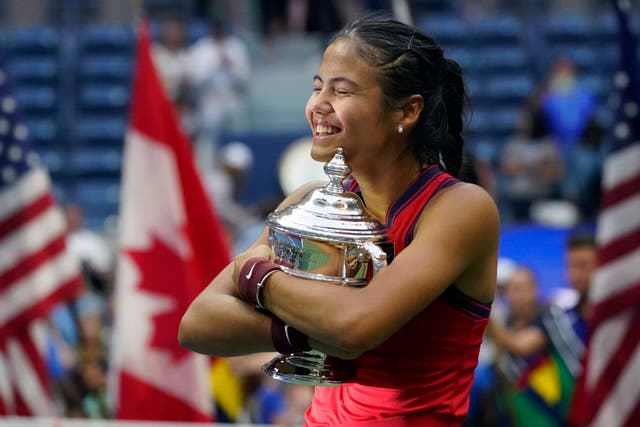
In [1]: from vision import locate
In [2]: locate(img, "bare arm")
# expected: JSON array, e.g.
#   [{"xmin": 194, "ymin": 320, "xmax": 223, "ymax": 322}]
[
  {"xmin": 260, "ymin": 183, "xmax": 500, "ymax": 354},
  {"xmin": 178, "ymin": 181, "xmax": 325, "ymax": 357},
  {"xmin": 486, "ymin": 319, "xmax": 547, "ymax": 357}
]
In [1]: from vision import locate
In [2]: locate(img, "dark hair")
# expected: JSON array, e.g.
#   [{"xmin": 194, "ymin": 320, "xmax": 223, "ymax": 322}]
[
  {"xmin": 567, "ymin": 232, "xmax": 597, "ymax": 250},
  {"xmin": 330, "ymin": 13, "xmax": 466, "ymax": 177}
]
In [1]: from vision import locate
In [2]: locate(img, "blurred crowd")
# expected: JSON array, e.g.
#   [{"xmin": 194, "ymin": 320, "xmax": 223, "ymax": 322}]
[{"xmin": 32, "ymin": 0, "xmax": 620, "ymax": 425}]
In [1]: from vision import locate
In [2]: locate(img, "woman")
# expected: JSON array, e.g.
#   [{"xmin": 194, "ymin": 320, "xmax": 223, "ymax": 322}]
[{"xmin": 179, "ymin": 14, "xmax": 499, "ymax": 427}]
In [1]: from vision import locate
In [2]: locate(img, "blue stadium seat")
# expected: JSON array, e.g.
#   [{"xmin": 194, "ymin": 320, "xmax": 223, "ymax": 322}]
[
  {"xmin": 417, "ymin": 14, "xmax": 469, "ymax": 47},
  {"xmin": 469, "ymin": 46, "xmax": 530, "ymax": 74},
  {"xmin": 14, "ymin": 86, "xmax": 57, "ymax": 115},
  {"xmin": 69, "ymin": 147, "xmax": 122, "ymax": 176},
  {"xmin": 6, "ymin": 56, "xmax": 58, "ymax": 84},
  {"xmin": 72, "ymin": 178, "xmax": 121, "ymax": 229},
  {"xmin": 79, "ymin": 54, "xmax": 133, "ymax": 83},
  {"xmin": 544, "ymin": 14, "xmax": 591, "ymax": 44},
  {"xmin": 468, "ymin": 107, "xmax": 519, "ymax": 138},
  {"xmin": 78, "ymin": 25, "xmax": 134, "ymax": 54},
  {"xmin": 5, "ymin": 27, "xmax": 59, "ymax": 56},
  {"xmin": 24, "ymin": 118, "xmax": 60, "ymax": 146},
  {"xmin": 79, "ymin": 84, "xmax": 130, "ymax": 113},
  {"xmin": 468, "ymin": 15, "xmax": 521, "ymax": 46},
  {"xmin": 484, "ymin": 74, "xmax": 536, "ymax": 103},
  {"xmin": 36, "ymin": 147, "xmax": 65, "ymax": 175},
  {"xmin": 76, "ymin": 116, "xmax": 127, "ymax": 145}
]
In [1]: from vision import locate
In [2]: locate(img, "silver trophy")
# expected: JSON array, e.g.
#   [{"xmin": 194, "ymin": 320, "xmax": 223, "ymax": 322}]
[{"xmin": 263, "ymin": 147, "xmax": 391, "ymax": 386}]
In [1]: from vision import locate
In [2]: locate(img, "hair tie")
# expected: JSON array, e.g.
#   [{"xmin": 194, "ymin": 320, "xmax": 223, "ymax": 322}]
[
  {"xmin": 407, "ymin": 29, "xmax": 416, "ymax": 50},
  {"xmin": 438, "ymin": 151, "xmax": 448, "ymax": 172}
]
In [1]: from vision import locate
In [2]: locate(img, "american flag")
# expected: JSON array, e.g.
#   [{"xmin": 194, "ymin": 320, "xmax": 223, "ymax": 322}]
[
  {"xmin": 576, "ymin": 1, "xmax": 640, "ymax": 426},
  {"xmin": 0, "ymin": 61, "xmax": 83, "ymax": 414}
]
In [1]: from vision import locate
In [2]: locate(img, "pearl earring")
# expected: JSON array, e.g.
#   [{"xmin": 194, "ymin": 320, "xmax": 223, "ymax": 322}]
[{"xmin": 397, "ymin": 124, "xmax": 404, "ymax": 134}]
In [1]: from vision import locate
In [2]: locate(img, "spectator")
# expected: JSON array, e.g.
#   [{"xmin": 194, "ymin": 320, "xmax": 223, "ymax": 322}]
[
  {"xmin": 499, "ymin": 106, "xmax": 564, "ymax": 222},
  {"xmin": 487, "ymin": 233, "xmax": 598, "ymax": 427},
  {"xmin": 539, "ymin": 57, "xmax": 597, "ymax": 158},
  {"xmin": 188, "ymin": 20, "xmax": 251, "ymax": 173},
  {"xmin": 464, "ymin": 257, "xmax": 519, "ymax": 427},
  {"xmin": 152, "ymin": 18, "xmax": 190, "ymax": 102},
  {"xmin": 204, "ymin": 141, "xmax": 259, "ymax": 249},
  {"xmin": 487, "ymin": 266, "xmax": 549, "ymax": 427},
  {"xmin": 561, "ymin": 117, "xmax": 604, "ymax": 221}
]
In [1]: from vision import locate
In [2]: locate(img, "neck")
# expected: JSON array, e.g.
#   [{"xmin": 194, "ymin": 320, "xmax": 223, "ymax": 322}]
[{"xmin": 350, "ymin": 155, "xmax": 423, "ymax": 222}]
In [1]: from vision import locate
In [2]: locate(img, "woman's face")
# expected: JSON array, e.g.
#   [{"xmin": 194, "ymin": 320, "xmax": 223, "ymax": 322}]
[{"xmin": 305, "ymin": 37, "xmax": 400, "ymax": 167}]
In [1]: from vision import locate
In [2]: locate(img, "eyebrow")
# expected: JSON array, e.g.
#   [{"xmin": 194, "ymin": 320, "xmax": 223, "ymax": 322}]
[{"xmin": 313, "ymin": 75, "xmax": 360, "ymax": 87}]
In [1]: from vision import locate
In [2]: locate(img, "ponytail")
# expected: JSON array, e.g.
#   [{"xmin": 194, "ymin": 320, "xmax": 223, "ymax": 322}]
[{"xmin": 438, "ymin": 58, "xmax": 465, "ymax": 177}]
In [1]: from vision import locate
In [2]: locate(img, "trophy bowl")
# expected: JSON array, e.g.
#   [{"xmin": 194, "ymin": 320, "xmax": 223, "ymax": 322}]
[{"xmin": 262, "ymin": 147, "xmax": 392, "ymax": 386}]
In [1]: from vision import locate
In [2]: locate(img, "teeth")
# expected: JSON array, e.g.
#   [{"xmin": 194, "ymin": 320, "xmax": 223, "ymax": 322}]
[{"xmin": 315, "ymin": 125, "xmax": 339, "ymax": 135}]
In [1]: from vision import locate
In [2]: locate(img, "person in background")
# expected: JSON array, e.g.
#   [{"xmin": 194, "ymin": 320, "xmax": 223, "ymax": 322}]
[
  {"xmin": 180, "ymin": 13, "xmax": 499, "ymax": 427},
  {"xmin": 464, "ymin": 257, "xmax": 518, "ymax": 427},
  {"xmin": 539, "ymin": 57, "xmax": 597, "ymax": 159},
  {"xmin": 499, "ymin": 104, "xmax": 564, "ymax": 222},
  {"xmin": 487, "ymin": 266, "xmax": 547, "ymax": 427},
  {"xmin": 487, "ymin": 233, "xmax": 598, "ymax": 427},
  {"xmin": 561, "ymin": 116, "xmax": 604, "ymax": 221},
  {"xmin": 152, "ymin": 18, "xmax": 190, "ymax": 102},
  {"xmin": 188, "ymin": 20, "xmax": 251, "ymax": 173},
  {"xmin": 204, "ymin": 141, "xmax": 259, "ymax": 251}
]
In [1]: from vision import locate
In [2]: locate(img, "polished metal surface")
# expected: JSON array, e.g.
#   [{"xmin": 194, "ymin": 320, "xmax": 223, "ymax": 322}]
[{"xmin": 263, "ymin": 147, "xmax": 391, "ymax": 385}]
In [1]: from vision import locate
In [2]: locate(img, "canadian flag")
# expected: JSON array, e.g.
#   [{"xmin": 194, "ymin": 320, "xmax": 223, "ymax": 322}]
[{"xmin": 109, "ymin": 21, "xmax": 231, "ymax": 421}]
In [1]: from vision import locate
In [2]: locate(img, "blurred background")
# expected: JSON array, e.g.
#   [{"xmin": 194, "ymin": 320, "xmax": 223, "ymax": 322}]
[{"xmin": 0, "ymin": 0, "xmax": 638, "ymax": 425}]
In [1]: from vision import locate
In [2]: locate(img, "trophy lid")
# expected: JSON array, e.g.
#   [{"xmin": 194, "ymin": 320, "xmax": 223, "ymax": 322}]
[{"xmin": 267, "ymin": 148, "xmax": 390, "ymax": 243}]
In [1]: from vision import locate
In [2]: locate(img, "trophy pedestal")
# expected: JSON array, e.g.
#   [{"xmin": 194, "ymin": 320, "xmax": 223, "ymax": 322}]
[{"xmin": 262, "ymin": 351, "xmax": 348, "ymax": 386}]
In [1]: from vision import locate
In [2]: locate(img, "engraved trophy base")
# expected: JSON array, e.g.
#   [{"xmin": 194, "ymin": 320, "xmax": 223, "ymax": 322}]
[{"xmin": 262, "ymin": 350, "xmax": 348, "ymax": 386}]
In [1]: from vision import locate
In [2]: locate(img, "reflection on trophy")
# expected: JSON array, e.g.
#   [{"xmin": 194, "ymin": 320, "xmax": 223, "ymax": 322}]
[{"xmin": 263, "ymin": 147, "xmax": 391, "ymax": 386}]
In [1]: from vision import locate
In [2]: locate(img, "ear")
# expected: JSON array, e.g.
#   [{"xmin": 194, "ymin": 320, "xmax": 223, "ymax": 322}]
[{"xmin": 399, "ymin": 94, "xmax": 424, "ymax": 130}]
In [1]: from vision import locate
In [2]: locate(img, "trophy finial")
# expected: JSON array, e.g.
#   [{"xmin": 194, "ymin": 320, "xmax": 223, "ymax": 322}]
[{"xmin": 324, "ymin": 147, "xmax": 351, "ymax": 194}]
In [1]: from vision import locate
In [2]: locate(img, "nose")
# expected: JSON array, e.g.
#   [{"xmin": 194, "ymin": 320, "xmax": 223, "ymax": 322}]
[{"xmin": 307, "ymin": 89, "xmax": 333, "ymax": 115}]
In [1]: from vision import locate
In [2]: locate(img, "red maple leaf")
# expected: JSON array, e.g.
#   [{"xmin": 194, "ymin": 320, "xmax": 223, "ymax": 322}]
[{"xmin": 127, "ymin": 236, "xmax": 196, "ymax": 362}]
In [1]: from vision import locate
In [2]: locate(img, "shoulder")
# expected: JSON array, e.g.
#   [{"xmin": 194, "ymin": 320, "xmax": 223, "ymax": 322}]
[
  {"xmin": 416, "ymin": 182, "xmax": 500, "ymax": 258},
  {"xmin": 427, "ymin": 182, "xmax": 499, "ymax": 230}
]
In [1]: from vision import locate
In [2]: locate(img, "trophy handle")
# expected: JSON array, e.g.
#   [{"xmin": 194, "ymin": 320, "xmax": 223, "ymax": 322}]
[{"xmin": 360, "ymin": 242, "xmax": 387, "ymax": 275}]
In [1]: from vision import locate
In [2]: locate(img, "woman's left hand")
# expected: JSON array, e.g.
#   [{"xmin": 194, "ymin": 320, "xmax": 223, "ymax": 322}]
[{"xmin": 231, "ymin": 244, "xmax": 272, "ymax": 286}]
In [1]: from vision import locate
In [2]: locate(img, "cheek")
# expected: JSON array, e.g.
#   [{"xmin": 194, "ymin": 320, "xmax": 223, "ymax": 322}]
[{"xmin": 305, "ymin": 100, "xmax": 313, "ymax": 123}]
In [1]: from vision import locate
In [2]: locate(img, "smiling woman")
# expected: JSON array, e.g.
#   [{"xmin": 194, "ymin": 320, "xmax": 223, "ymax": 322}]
[{"xmin": 179, "ymin": 13, "xmax": 499, "ymax": 427}]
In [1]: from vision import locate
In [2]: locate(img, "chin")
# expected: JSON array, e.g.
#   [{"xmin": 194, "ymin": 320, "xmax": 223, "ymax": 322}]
[{"xmin": 309, "ymin": 145, "xmax": 334, "ymax": 163}]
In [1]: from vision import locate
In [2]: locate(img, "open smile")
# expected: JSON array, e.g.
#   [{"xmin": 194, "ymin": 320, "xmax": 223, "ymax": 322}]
[{"xmin": 314, "ymin": 124, "xmax": 342, "ymax": 136}]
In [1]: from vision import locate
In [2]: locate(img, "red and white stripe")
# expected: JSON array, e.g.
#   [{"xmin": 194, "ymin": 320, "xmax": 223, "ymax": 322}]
[
  {"xmin": 0, "ymin": 167, "xmax": 83, "ymax": 415},
  {"xmin": 585, "ymin": 132, "xmax": 640, "ymax": 427}
]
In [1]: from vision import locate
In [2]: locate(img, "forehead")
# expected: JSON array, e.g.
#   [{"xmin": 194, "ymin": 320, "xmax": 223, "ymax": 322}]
[{"xmin": 317, "ymin": 38, "xmax": 379, "ymax": 85}]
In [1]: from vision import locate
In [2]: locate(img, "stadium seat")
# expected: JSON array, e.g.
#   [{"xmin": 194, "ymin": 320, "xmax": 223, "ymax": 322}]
[
  {"xmin": 417, "ymin": 14, "xmax": 469, "ymax": 47},
  {"xmin": 468, "ymin": 14, "xmax": 522, "ymax": 46},
  {"xmin": 37, "ymin": 147, "xmax": 65, "ymax": 175},
  {"xmin": 79, "ymin": 84, "xmax": 130, "ymax": 113},
  {"xmin": 76, "ymin": 116, "xmax": 127, "ymax": 145},
  {"xmin": 469, "ymin": 46, "xmax": 531, "ymax": 75},
  {"xmin": 6, "ymin": 56, "xmax": 58, "ymax": 85},
  {"xmin": 24, "ymin": 118, "xmax": 60, "ymax": 147},
  {"xmin": 79, "ymin": 54, "xmax": 133, "ymax": 83},
  {"xmin": 5, "ymin": 27, "xmax": 59, "ymax": 56},
  {"xmin": 71, "ymin": 178, "xmax": 121, "ymax": 230},
  {"xmin": 78, "ymin": 25, "xmax": 134, "ymax": 54},
  {"xmin": 69, "ymin": 147, "xmax": 122, "ymax": 176},
  {"xmin": 13, "ymin": 86, "xmax": 57, "ymax": 115}
]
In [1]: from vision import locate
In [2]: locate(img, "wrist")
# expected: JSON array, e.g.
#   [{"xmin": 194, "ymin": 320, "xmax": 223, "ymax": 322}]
[
  {"xmin": 271, "ymin": 317, "xmax": 310, "ymax": 354},
  {"xmin": 237, "ymin": 257, "xmax": 281, "ymax": 309}
]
